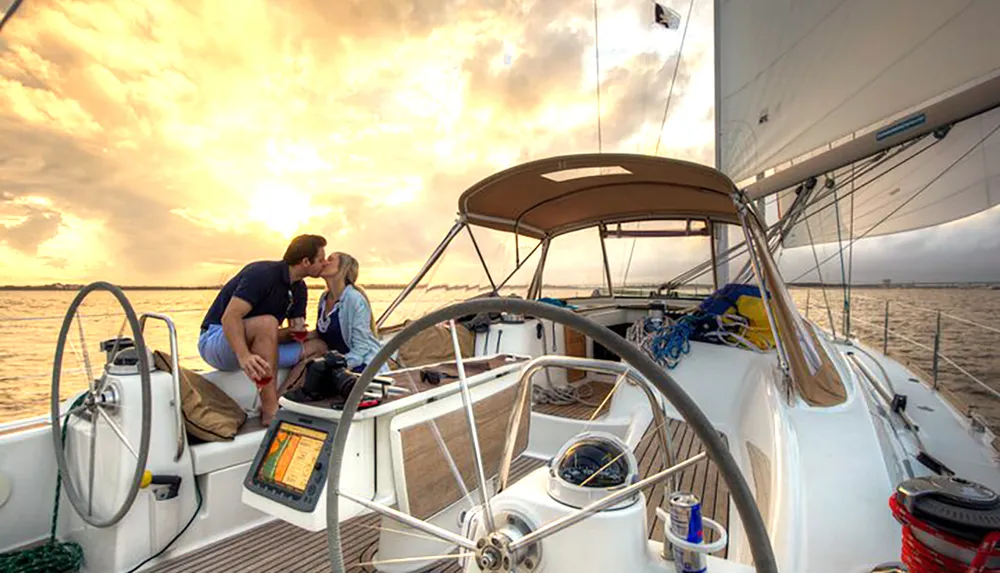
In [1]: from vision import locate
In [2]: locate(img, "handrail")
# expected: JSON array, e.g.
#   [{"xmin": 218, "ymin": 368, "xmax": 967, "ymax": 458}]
[
  {"xmin": 138, "ymin": 312, "xmax": 187, "ymax": 461},
  {"xmin": 806, "ymin": 292, "xmax": 1000, "ymax": 421},
  {"xmin": 848, "ymin": 315, "xmax": 1000, "ymax": 401},
  {"xmin": 849, "ymin": 294, "xmax": 1000, "ymax": 335},
  {"xmin": 0, "ymin": 307, "xmax": 204, "ymax": 323},
  {"xmin": 496, "ymin": 355, "xmax": 676, "ymax": 495},
  {"xmin": 5, "ymin": 355, "xmax": 202, "ymax": 386},
  {"xmin": 845, "ymin": 353, "xmax": 921, "ymax": 439}
]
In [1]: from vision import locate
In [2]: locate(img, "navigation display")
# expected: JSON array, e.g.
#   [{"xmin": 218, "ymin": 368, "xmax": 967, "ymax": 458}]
[{"xmin": 256, "ymin": 422, "xmax": 327, "ymax": 494}]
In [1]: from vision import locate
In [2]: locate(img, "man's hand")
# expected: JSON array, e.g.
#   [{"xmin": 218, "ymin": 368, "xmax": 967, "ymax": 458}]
[
  {"xmin": 290, "ymin": 322, "xmax": 309, "ymax": 342},
  {"xmin": 239, "ymin": 353, "xmax": 271, "ymax": 381}
]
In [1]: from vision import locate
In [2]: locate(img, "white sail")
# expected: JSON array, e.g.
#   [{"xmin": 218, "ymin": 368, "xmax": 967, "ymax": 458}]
[
  {"xmin": 717, "ymin": 0, "xmax": 1000, "ymax": 210},
  {"xmin": 779, "ymin": 107, "xmax": 1000, "ymax": 247}
]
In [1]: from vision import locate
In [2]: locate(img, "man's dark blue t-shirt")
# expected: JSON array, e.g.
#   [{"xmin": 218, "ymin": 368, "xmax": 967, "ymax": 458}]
[{"xmin": 201, "ymin": 261, "xmax": 308, "ymax": 331}]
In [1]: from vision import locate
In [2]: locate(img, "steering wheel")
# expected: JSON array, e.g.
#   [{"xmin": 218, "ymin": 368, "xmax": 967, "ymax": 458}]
[
  {"xmin": 326, "ymin": 298, "xmax": 778, "ymax": 572},
  {"xmin": 50, "ymin": 281, "xmax": 152, "ymax": 528}
]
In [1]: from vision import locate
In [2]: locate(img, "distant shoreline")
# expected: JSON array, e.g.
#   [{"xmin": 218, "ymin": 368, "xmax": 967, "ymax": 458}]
[
  {"xmin": 0, "ymin": 284, "xmax": 408, "ymax": 292},
  {"xmin": 1, "ymin": 281, "xmax": 997, "ymax": 292}
]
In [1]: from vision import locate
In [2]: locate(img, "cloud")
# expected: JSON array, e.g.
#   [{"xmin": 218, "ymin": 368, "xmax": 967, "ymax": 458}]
[
  {"xmin": 779, "ymin": 204, "xmax": 1000, "ymax": 283},
  {"xmin": 0, "ymin": 0, "xmax": 716, "ymax": 287},
  {"xmin": 0, "ymin": 204, "xmax": 62, "ymax": 253}
]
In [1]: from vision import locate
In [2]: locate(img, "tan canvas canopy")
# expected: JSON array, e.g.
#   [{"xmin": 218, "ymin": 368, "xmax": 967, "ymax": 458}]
[{"xmin": 458, "ymin": 153, "xmax": 740, "ymax": 239}]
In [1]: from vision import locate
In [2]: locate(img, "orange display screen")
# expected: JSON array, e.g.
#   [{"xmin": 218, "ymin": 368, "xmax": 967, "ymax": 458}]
[{"xmin": 255, "ymin": 422, "xmax": 327, "ymax": 494}]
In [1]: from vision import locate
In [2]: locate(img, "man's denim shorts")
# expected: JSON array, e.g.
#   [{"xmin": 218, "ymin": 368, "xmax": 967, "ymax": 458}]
[{"xmin": 198, "ymin": 324, "xmax": 302, "ymax": 371}]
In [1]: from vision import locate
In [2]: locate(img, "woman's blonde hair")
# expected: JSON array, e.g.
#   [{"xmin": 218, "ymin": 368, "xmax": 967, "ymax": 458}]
[{"xmin": 334, "ymin": 252, "xmax": 378, "ymax": 336}]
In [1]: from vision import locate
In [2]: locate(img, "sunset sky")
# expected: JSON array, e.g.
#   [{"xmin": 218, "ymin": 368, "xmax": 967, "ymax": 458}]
[{"xmin": 1, "ymin": 0, "xmax": 997, "ymax": 288}]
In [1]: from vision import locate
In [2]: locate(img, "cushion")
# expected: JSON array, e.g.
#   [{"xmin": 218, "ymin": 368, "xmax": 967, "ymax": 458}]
[
  {"xmin": 395, "ymin": 322, "xmax": 475, "ymax": 368},
  {"xmin": 153, "ymin": 351, "xmax": 247, "ymax": 442}
]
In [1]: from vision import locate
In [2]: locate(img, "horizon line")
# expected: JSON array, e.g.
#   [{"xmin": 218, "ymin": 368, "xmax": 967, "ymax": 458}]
[{"xmin": 0, "ymin": 280, "xmax": 997, "ymax": 292}]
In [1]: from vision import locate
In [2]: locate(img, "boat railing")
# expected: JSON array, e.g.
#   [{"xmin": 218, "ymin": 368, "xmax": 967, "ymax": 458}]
[
  {"xmin": 0, "ymin": 307, "xmax": 205, "ymax": 432},
  {"xmin": 801, "ymin": 289, "xmax": 1000, "ymax": 436},
  {"xmin": 138, "ymin": 312, "xmax": 186, "ymax": 461}
]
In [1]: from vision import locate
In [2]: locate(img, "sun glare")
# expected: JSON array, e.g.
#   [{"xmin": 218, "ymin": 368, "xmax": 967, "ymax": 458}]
[{"xmin": 247, "ymin": 182, "xmax": 315, "ymax": 238}]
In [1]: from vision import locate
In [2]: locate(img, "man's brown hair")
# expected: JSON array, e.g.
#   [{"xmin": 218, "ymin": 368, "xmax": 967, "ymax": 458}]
[{"xmin": 282, "ymin": 234, "xmax": 327, "ymax": 265}]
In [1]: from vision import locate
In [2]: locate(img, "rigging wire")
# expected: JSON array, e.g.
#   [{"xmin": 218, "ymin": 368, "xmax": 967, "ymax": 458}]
[
  {"xmin": 792, "ymin": 136, "xmax": 935, "ymax": 227},
  {"xmin": 0, "ymin": 0, "xmax": 24, "ymax": 35},
  {"xmin": 666, "ymin": 136, "xmax": 927, "ymax": 289},
  {"xmin": 831, "ymin": 181, "xmax": 850, "ymax": 338},
  {"xmin": 593, "ymin": 0, "xmax": 602, "ymax": 153},
  {"xmin": 788, "ymin": 120, "xmax": 1000, "ymax": 284},
  {"xmin": 622, "ymin": 0, "xmax": 696, "ymax": 288},
  {"xmin": 653, "ymin": 0, "xmax": 695, "ymax": 156},
  {"xmin": 846, "ymin": 143, "xmax": 856, "ymax": 337},
  {"xmin": 803, "ymin": 215, "xmax": 837, "ymax": 339}
]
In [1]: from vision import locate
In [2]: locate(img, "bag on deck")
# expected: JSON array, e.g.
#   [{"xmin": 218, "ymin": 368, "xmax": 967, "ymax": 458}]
[
  {"xmin": 153, "ymin": 350, "xmax": 247, "ymax": 442},
  {"xmin": 698, "ymin": 284, "xmax": 775, "ymax": 350}
]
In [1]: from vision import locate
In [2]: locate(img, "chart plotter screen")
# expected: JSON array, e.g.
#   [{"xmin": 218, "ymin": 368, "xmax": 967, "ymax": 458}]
[{"xmin": 255, "ymin": 422, "xmax": 327, "ymax": 494}]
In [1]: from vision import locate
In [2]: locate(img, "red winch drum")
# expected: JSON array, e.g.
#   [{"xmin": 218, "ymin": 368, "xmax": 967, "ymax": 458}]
[{"xmin": 890, "ymin": 476, "xmax": 1000, "ymax": 573}]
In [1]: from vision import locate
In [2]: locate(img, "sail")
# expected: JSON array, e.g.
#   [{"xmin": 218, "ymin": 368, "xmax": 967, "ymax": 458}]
[
  {"xmin": 717, "ymin": 0, "xmax": 1000, "ymax": 191},
  {"xmin": 779, "ymin": 107, "xmax": 1000, "ymax": 247}
]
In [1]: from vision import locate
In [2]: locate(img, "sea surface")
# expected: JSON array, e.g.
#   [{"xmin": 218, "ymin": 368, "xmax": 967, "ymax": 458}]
[{"xmin": 1, "ymin": 286, "xmax": 997, "ymax": 431}]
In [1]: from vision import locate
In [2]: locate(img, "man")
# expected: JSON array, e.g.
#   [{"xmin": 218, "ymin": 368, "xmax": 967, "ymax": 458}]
[{"xmin": 198, "ymin": 234, "xmax": 328, "ymax": 425}]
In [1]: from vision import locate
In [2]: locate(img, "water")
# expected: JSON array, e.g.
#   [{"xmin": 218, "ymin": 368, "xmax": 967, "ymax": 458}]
[
  {"xmin": 1, "ymin": 287, "xmax": 997, "ymax": 431},
  {"xmin": 790, "ymin": 287, "xmax": 1000, "ymax": 430}
]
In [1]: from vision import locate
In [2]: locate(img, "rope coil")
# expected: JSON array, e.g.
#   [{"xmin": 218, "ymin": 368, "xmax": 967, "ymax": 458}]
[
  {"xmin": 0, "ymin": 396, "xmax": 86, "ymax": 573},
  {"xmin": 890, "ymin": 494, "xmax": 1000, "ymax": 573},
  {"xmin": 625, "ymin": 313, "xmax": 767, "ymax": 370}
]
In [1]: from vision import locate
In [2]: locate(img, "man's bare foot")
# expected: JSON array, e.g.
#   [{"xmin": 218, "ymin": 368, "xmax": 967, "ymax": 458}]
[
  {"xmin": 261, "ymin": 412, "xmax": 274, "ymax": 427},
  {"xmin": 260, "ymin": 385, "xmax": 279, "ymax": 426}
]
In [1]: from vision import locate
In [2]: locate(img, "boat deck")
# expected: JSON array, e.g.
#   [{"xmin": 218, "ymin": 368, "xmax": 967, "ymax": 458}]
[{"xmin": 149, "ymin": 391, "xmax": 730, "ymax": 572}]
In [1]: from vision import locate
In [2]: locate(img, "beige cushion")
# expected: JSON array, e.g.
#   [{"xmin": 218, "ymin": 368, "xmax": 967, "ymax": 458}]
[
  {"xmin": 395, "ymin": 322, "xmax": 475, "ymax": 368},
  {"xmin": 153, "ymin": 351, "xmax": 247, "ymax": 442}
]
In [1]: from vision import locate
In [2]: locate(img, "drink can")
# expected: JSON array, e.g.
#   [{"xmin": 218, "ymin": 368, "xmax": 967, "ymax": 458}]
[{"xmin": 669, "ymin": 492, "xmax": 706, "ymax": 573}]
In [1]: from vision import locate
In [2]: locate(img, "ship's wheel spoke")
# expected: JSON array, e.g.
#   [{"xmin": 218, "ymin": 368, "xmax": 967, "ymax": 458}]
[
  {"xmin": 337, "ymin": 490, "xmax": 478, "ymax": 551},
  {"xmin": 355, "ymin": 520, "xmax": 455, "ymax": 544},
  {"xmin": 64, "ymin": 402, "xmax": 89, "ymax": 419},
  {"xmin": 95, "ymin": 318, "xmax": 128, "ymax": 395},
  {"xmin": 74, "ymin": 313, "xmax": 96, "ymax": 392},
  {"xmin": 349, "ymin": 551, "xmax": 473, "ymax": 570},
  {"xmin": 448, "ymin": 319, "xmax": 497, "ymax": 534},
  {"xmin": 396, "ymin": 367, "xmax": 476, "ymax": 512},
  {"xmin": 585, "ymin": 371, "xmax": 628, "ymax": 425},
  {"xmin": 64, "ymin": 330, "xmax": 94, "ymax": 393},
  {"xmin": 96, "ymin": 406, "xmax": 138, "ymax": 459}
]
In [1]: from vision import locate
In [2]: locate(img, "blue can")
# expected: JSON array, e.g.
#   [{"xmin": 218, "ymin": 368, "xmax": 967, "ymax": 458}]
[{"xmin": 668, "ymin": 492, "xmax": 706, "ymax": 573}]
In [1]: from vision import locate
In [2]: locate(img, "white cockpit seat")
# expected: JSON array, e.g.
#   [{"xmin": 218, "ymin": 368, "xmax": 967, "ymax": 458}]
[{"xmin": 189, "ymin": 418, "xmax": 267, "ymax": 475}]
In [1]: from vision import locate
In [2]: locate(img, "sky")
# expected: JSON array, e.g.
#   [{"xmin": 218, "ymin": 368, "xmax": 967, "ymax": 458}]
[{"xmin": 0, "ymin": 0, "xmax": 997, "ymax": 288}]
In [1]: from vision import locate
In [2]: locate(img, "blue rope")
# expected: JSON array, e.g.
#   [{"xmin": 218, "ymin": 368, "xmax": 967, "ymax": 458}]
[{"xmin": 643, "ymin": 315, "xmax": 699, "ymax": 369}]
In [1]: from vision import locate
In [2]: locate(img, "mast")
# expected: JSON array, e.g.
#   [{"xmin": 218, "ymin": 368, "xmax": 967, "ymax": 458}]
[{"xmin": 712, "ymin": 0, "xmax": 728, "ymax": 286}]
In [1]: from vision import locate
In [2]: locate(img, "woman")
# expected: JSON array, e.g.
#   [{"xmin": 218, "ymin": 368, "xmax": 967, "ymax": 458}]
[{"xmin": 282, "ymin": 252, "xmax": 383, "ymax": 397}]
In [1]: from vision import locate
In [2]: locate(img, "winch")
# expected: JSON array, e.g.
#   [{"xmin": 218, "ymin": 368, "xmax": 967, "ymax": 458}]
[{"xmin": 889, "ymin": 476, "xmax": 1000, "ymax": 572}]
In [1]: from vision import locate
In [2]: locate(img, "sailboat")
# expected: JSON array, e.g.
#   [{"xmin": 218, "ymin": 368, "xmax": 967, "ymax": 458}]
[{"xmin": 1, "ymin": 1, "xmax": 1000, "ymax": 572}]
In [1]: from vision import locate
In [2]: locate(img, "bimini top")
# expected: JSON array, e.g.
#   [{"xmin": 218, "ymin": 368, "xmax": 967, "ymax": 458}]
[{"xmin": 458, "ymin": 153, "xmax": 740, "ymax": 239}]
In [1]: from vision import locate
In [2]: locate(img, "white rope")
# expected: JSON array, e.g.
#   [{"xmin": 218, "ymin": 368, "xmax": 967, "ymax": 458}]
[{"xmin": 624, "ymin": 313, "xmax": 767, "ymax": 371}]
